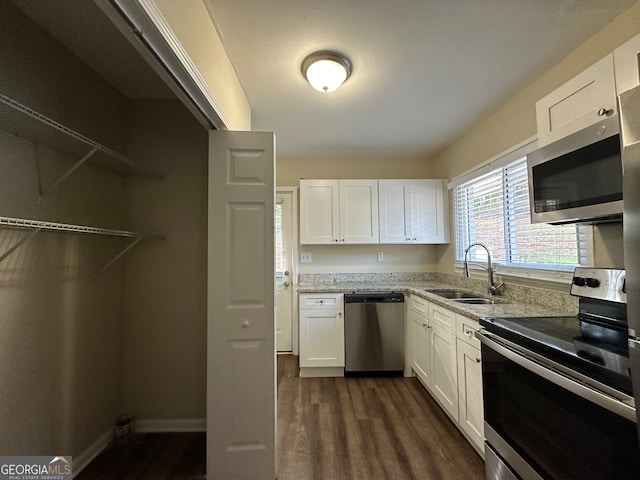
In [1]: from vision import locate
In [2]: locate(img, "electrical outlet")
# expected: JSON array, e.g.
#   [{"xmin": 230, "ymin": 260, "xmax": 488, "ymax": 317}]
[
  {"xmin": 300, "ymin": 252, "xmax": 312, "ymax": 263},
  {"xmin": 377, "ymin": 251, "xmax": 384, "ymax": 262}
]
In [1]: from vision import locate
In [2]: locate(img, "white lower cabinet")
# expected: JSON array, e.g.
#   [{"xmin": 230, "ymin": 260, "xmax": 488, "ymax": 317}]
[
  {"xmin": 407, "ymin": 294, "xmax": 485, "ymax": 457},
  {"xmin": 299, "ymin": 293, "xmax": 345, "ymax": 377},
  {"xmin": 456, "ymin": 314, "xmax": 484, "ymax": 455},
  {"xmin": 431, "ymin": 323, "xmax": 458, "ymax": 422},
  {"xmin": 409, "ymin": 295, "xmax": 431, "ymax": 385},
  {"xmin": 457, "ymin": 339, "xmax": 484, "ymax": 454}
]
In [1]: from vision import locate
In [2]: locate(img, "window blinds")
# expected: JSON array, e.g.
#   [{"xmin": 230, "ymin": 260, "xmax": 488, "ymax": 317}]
[{"xmin": 454, "ymin": 156, "xmax": 587, "ymax": 271}]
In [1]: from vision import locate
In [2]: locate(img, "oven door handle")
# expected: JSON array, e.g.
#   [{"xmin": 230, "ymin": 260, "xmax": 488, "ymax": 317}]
[{"xmin": 476, "ymin": 329, "xmax": 637, "ymax": 423}]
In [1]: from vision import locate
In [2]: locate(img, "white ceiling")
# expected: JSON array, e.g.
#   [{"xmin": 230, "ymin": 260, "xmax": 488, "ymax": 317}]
[
  {"xmin": 204, "ymin": 0, "xmax": 637, "ymax": 159},
  {"xmin": 9, "ymin": 0, "xmax": 638, "ymax": 161}
]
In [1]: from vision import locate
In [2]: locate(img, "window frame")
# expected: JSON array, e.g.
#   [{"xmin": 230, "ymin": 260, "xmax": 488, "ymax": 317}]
[{"xmin": 449, "ymin": 137, "xmax": 594, "ymax": 285}]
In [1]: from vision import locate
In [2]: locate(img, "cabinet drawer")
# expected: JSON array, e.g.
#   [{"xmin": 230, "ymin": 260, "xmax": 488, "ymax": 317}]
[
  {"xmin": 410, "ymin": 294, "xmax": 429, "ymax": 317},
  {"xmin": 430, "ymin": 304, "xmax": 456, "ymax": 333},
  {"xmin": 299, "ymin": 293, "xmax": 343, "ymax": 309},
  {"xmin": 456, "ymin": 314, "xmax": 481, "ymax": 349}
]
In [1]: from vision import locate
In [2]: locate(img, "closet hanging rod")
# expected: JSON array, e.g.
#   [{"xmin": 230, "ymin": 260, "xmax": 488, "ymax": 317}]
[
  {"xmin": 0, "ymin": 216, "xmax": 142, "ymax": 238},
  {"xmin": 0, "ymin": 93, "xmax": 138, "ymax": 168}
]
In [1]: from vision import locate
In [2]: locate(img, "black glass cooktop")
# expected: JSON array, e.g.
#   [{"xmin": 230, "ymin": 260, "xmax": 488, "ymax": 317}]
[{"xmin": 479, "ymin": 315, "xmax": 632, "ymax": 395}]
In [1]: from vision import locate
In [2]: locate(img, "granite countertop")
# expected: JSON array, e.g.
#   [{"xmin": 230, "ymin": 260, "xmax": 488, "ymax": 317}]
[{"xmin": 297, "ymin": 280, "xmax": 569, "ymax": 321}]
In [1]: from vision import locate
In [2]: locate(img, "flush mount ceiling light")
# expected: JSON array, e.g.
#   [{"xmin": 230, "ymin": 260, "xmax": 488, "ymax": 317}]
[{"xmin": 301, "ymin": 51, "xmax": 352, "ymax": 93}]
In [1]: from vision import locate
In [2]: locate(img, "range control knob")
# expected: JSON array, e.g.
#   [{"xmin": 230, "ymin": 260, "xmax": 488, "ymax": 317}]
[
  {"xmin": 586, "ymin": 278, "xmax": 600, "ymax": 288},
  {"xmin": 573, "ymin": 277, "xmax": 586, "ymax": 286}
]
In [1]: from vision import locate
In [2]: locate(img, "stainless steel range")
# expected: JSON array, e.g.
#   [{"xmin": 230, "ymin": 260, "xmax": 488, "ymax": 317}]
[{"xmin": 477, "ymin": 268, "xmax": 640, "ymax": 479}]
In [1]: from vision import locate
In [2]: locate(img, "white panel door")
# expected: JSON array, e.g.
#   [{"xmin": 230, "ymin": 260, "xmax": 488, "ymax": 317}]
[
  {"xmin": 208, "ymin": 131, "xmax": 275, "ymax": 480},
  {"xmin": 275, "ymin": 190, "xmax": 294, "ymax": 352},
  {"xmin": 339, "ymin": 179, "xmax": 379, "ymax": 243}
]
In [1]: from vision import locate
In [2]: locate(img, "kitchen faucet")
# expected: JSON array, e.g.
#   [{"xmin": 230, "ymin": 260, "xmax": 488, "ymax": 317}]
[{"xmin": 463, "ymin": 242, "xmax": 504, "ymax": 295}]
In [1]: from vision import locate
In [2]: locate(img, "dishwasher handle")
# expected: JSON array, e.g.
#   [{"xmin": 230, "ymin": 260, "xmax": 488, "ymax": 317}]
[{"xmin": 344, "ymin": 292, "xmax": 404, "ymax": 303}]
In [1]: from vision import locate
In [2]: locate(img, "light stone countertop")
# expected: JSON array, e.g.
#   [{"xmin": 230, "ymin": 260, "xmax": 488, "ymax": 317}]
[{"xmin": 297, "ymin": 280, "xmax": 570, "ymax": 321}]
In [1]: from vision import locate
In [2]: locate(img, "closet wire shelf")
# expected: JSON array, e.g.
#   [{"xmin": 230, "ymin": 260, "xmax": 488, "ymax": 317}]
[
  {"xmin": 0, "ymin": 93, "xmax": 138, "ymax": 170},
  {"xmin": 0, "ymin": 216, "xmax": 161, "ymax": 278}
]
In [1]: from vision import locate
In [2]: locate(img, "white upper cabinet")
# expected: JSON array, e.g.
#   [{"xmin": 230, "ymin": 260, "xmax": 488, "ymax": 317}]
[
  {"xmin": 300, "ymin": 179, "xmax": 378, "ymax": 244},
  {"xmin": 299, "ymin": 180, "xmax": 340, "ymax": 244},
  {"xmin": 614, "ymin": 32, "xmax": 640, "ymax": 95},
  {"xmin": 339, "ymin": 180, "xmax": 379, "ymax": 244},
  {"xmin": 535, "ymin": 54, "xmax": 617, "ymax": 147},
  {"xmin": 378, "ymin": 179, "xmax": 450, "ymax": 244}
]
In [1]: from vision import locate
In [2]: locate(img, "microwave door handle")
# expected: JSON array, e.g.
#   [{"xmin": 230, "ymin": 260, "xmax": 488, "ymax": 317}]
[{"xmin": 476, "ymin": 330, "xmax": 637, "ymax": 422}]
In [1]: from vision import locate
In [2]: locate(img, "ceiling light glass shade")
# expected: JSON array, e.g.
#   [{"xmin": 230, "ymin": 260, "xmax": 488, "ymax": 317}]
[{"xmin": 302, "ymin": 51, "xmax": 352, "ymax": 93}]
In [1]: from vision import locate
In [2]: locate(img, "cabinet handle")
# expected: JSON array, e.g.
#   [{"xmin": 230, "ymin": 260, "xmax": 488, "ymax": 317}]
[
  {"xmin": 334, "ymin": 239, "xmax": 339, "ymax": 242},
  {"xmin": 405, "ymin": 238, "xmax": 411, "ymax": 241},
  {"xmin": 412, "ymin": 237, "xmax": 417, "ymax": 241},
  {"xmin": 598, "ymin": 107, "xmax": 613, "ymax": 117}
]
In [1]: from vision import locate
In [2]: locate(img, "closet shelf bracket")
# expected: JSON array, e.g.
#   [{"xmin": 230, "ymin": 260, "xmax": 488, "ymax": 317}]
[
  {"xmin": 0, "ymin": 227, "xmax": 42, "ymax": 263},
  {"xmin": 39, "ymin": 147, "xmax": 98, "ymax": 199},
  {"xmin": 95, "ymin": 235, "xmax": 143, "ymax": 279}
]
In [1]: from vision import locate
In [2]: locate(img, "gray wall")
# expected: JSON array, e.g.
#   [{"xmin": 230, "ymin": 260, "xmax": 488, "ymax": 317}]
[
  {"xmin": 121, "ymin": 99, "xmax": 208, "ymax": 420},
  {"xmin": 0, "ymin": 0, "xmax": 125, "ymax": 455}
]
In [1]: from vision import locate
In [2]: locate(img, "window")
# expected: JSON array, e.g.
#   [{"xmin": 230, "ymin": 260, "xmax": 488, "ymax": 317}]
[{"xmin": 453, "ymin": 143, "xmax": 591, "ymax": 275}]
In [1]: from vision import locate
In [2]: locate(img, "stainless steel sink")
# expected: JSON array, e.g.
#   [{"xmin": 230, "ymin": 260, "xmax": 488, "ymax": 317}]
[
  {"xmin": 428, "ymin": 289, "xmax": 500, "ymax": 305},
  {"xmin": 450, "ymin": 297, "xmax": 496, "ymax": 305},
  {"xmin": 428, "ymin": 289, "xmax": 481, "ymax": 300}
]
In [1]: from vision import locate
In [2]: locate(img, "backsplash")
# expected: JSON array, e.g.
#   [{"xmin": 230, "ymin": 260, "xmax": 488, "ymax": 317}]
[{"xmin": 298, "ymin": 271, "xmax": 579, "ymax": 315}]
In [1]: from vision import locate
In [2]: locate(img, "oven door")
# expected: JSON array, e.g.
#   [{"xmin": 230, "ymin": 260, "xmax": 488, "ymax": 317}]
[{"xmin": 478, "ymin": 330, "xmax": 640, "ymax": 480}]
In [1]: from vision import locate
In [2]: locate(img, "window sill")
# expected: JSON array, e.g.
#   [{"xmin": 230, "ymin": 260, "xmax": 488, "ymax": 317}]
[{"xmin": 454, "ymin": 262, "xmax": 574, "ymax": 290}]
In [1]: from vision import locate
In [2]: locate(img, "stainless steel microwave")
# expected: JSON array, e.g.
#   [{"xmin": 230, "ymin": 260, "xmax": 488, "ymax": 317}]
[{"xmin": 527, "ymin": 115, "xmax": 623, "ymax": 224}]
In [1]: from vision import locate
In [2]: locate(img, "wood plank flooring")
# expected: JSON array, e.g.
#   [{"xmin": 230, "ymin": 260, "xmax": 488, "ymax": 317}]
[
  {"xmin": 77, "ymin": 354, "xmax": 484, "ymax": 479},
  {"xmin": 276, "ymin": 354, "xmax": 484, "ymax": 480}
]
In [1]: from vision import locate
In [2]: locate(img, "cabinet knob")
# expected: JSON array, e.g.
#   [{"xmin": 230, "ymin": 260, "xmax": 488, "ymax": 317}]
[
  {"xmin": 476, "ymin": 358, "xmax": 481, "ymax": 363},
  {"xmin": 597, "ymin": 107, "xmax": 613, "ymax": 117},
  {"xmin": 284, "ymin": 281, "xmax": 290, "ymax": 287},
  {"xmin": 241, "ymin": 320, "xmax": 251, "ymax": 328}
]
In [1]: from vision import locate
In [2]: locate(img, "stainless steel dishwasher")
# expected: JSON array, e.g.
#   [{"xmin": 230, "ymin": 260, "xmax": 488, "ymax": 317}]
[{"xmin": 344, "ymin": 292, "xmax": 405, "ymax": 374}]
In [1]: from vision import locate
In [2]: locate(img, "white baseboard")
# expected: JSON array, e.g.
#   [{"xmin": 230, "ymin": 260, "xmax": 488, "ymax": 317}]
[
  {"xmin": 73, "ymin": 427, "xmax": 113, "ymax": 478},
  {"xmin": 136, "ymin": 418, "xmax": 206, "ymax": 433}
]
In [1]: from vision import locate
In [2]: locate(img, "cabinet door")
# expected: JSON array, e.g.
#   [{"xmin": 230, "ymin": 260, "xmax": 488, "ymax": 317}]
[
  {"xmin": 299, "ymin": 180, "xmax": 339, "ymax": 244},
  {"xmin": 536, "ymin": 54, "xmax": 617, "ymax": 147},
  {"xmin": 431, "ymin": 325, "xmax": 458, "ymax": 421},
  {"xmin": 339, "ymin": 179, "xmax": 379, "ymax": 243},
  {"xmin": 411, "ymin": 311, "xmax": 431, "ymax": 386},
  {"xmin": 410, "ymin": 180, "xmax": 450, "ymax": 244},
  {"xmin": 457, "ymin": 340, "xmax": 484, "ymax": 454},
  {"xmin": 299, "ymin": 308, "xmax": 344, "ymax": 367},
  {"xmin": 614, "ymin": 32, "xmax": 640, "ymax": 95},
  {"xmin": 378, "ymin": 180, "xmax": 411, "ymax": 243}
]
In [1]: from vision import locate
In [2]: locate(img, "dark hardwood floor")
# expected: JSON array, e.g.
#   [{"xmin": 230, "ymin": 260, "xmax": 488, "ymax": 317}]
[{"xmin": 77, "ymin": 354, "xmax": 484, "ymax": 479}]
